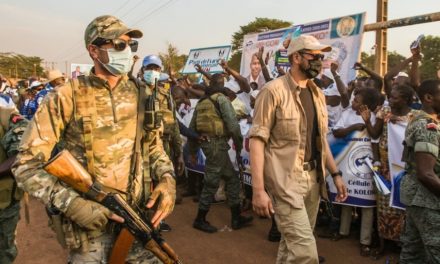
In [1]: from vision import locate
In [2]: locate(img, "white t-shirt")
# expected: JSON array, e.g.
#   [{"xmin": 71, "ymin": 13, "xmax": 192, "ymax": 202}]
[
  {"xmin": 236, "ymin": 92, "xmax": 252, "ymax": 115},
  {"xmin": 333, "ymin": 108, "xmax": 379, "ymax": 143},
  {"xmin": 322, "ymin": 83, "xmax": 344, "ymax": 129}
]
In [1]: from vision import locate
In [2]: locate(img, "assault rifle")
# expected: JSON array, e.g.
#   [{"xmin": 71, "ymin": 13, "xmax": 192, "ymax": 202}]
[{"xmin": 44, "ymin": 150, "xmax": 182, "ymax": 264}]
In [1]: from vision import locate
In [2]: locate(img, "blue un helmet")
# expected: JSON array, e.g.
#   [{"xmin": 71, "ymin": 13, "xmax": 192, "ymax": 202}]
[{"xmin": 142, "ymin": 55, "xmax": 163, "ymax": 69}]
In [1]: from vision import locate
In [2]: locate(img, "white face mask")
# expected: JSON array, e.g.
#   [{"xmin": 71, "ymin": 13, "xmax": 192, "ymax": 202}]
[
  {"xmin": 143, "ymin": 70, "xmax": 161, "ymax": 85},
  {"xmin": 99, "ymin": 46, "xmax": 133, "ymax": 76}
]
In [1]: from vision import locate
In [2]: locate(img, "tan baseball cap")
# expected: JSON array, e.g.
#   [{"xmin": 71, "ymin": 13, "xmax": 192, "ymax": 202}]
[
  {"xmin": 287, "ymin": 35, "xmax": 331, "ymax": 56},
  {"xmin": 84, "ymin": 15, "xmax": 143, "ymax": 47},
  {"xmin": 47, "ymin": 69, "xmax": 64, "ymax": 82}
]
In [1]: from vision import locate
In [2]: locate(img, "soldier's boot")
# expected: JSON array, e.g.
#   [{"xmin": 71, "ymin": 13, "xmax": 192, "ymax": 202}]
[
  {"xmin": 268, "ymin": 217, "xmax": 281, "ymax": 242},
  {"xmin": 193, "ymin": 209, "xmax": 217, "ymax": 233},
  {"xmin": 231, "ymin": 204, "xmax": 253, "ymax": 230}
]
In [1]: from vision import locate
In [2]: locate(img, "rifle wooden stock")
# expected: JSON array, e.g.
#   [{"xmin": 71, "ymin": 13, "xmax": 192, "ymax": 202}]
[
  {"xmin": 44, "ymin": 150, "xmax": 93, "ymax": 194},
  {"xmin": 44, "ymin": 150, "xmax": 182, "ymax": 264}
]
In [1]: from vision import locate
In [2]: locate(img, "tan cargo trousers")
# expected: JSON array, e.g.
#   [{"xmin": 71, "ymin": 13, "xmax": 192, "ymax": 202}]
[{"xmin": 273, "ymin": 169, "xmax": 320, "ymax": 264}]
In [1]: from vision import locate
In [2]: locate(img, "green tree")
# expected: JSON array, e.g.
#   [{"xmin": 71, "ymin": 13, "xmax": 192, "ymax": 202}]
[
  {"xmin": 0, "ymin": 52, "xmax": 44, "ymax": 79},
  {"xmin": 360, "ymin": 51, "xmax": 375, "ymax": 70},
  {"xmin": 158, "ymin": 43, "xmax": 188, "ymax": 77},
  {"xmin": 359, "ymin": 51, "xmax": 406, "ymax": 74},
  {"xmin": 228, "ymin": 18, "xmax": 291, "ymax": 71},
  {"xmin": 387, "ymin": 51, "xmax": 406, "ymax": 70},
  {"xmin": 420, "ymin": 35, "xmax": 440, "ymax": 80}
]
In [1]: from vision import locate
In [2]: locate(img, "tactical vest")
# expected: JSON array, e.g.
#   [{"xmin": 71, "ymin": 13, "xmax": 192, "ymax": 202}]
[{"xmin": 195, "ymin": 93, "xmax": 225, "ymax": 137}]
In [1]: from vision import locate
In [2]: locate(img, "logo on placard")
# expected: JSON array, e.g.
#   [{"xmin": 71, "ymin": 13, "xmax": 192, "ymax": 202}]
[
  {"xmin": 193, "ymin": 51, "xmax": 200, "ymax": 59},
  {"xmin": 336, "ymin": 16, "xmax": 356, "ymax": 37},
  {"xmin": 348, "ymin": 145, "xmax": 373, "ymax": 179},
  {"xmin": 218, "ymin": 49, "xmax": 225, "ymax": 58},
  {"xmin": 245, "ymin": 40, "xmax": 253, "ymax": 47}
]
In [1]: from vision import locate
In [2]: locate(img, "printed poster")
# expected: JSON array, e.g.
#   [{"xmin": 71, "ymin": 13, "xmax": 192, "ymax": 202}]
[
  {"xmin": 326, "ymin": 130, "xmax": 376, "ymax": 207},
  {"xmin": 182, "ymin": 45, "xmax": 231, "ymax": 74},
  {"xmin": 241, "ymin": 12, "xmax": 366, "ymax": 84}
]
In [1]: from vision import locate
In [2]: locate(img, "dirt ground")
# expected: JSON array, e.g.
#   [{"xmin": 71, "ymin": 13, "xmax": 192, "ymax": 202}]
[{"xmin": 15, "ymin": 196, "xmax": 399, "ymax": 264}]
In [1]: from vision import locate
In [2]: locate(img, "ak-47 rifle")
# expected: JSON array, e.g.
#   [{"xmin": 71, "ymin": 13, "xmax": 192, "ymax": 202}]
[
  {"xmin": 44, "ymin": 150, "xmax": 182, "ymax": 264},
  {"xmin": 236, "ymin": 153, "xmax": 248, "ymax": 207}
]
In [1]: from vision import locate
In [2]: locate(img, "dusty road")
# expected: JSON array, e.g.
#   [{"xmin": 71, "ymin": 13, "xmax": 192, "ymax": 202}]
[{"xmin": 15, "ymin": 197, "xmax": 399, "ymax": 264}]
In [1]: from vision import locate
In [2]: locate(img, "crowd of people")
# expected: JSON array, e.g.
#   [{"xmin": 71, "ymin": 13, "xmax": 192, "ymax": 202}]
[{"xmin": 0, "ymin": 14, "xmax": 439, "ymax": 264}]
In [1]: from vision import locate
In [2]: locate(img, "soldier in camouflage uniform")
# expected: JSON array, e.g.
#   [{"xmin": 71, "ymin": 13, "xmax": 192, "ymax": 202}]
[
  {"xmin": 188, "ymin": 74, "xmax": 253, "ymax": 233},
  {"xmin": 140, "ymin": 55, "xmax": 184, "ymax": 177},
  {"xmin": 0, "ymin": 96, "xmax": 28, "ymax": 264},
  {"xmin": 12, "ymin": 15, "xmax": 176, "ymax": 264},
  {"xmin": 400, "ymin": 79, "xmax": 440, "ymax": 264},
  {"xmin": 140, "ymin": 55, "xmax": 184, "ymax": 229}
]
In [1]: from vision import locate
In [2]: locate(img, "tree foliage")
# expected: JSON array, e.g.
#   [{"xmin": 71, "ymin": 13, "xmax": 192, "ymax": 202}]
[
  {"xmin": 359, "ymin": 35, "xmax": 440, "ymax": 81},
  {"xmin": 0, "ymin": 52, "xmax": 44, "ymax": 79},
  {"xmin": 360, "ymin": 51, "xmax": 407, "ymax": 73},
  {"xmin": 158, "ymin": 43, "xmax": 187, "ymax": 77},
  {"xmin": 228, "ymin": 17, "xmax": 291, "ymax": 71},
  {"xmin": 420, "ymin": 35, "xmax": 440, "ymax": 80}
]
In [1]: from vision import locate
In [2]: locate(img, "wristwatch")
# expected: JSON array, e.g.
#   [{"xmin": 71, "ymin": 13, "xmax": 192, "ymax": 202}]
[{"xmin": 331, "ymin": 170, "xmax": 343, "ymax": 178}]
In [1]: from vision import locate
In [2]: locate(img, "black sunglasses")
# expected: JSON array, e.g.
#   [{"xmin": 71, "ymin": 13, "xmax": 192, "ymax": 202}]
[
  {"xmin": 92, "ymin": 38, "xmax": 138, "ymax": 52},
  {"xmin": 298, "ymin": 51, "xmax": 325, "ymax": 61}
]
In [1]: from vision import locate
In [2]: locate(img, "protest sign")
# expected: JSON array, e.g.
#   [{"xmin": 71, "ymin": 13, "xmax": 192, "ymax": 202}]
[
  {"xmin": 326, "ymin": 130, "xmax": 376, "ymax": 207},
  {"xmin": 182, "ymin": 45, "xmax": 231, "ymax": 74},
  {"xmin": 387, "ymin": 121, "xmax": 407, "ymax": 210},
  {"xmin": 241, "ymin": 12, "xmax": 366, "ymax": 83}
]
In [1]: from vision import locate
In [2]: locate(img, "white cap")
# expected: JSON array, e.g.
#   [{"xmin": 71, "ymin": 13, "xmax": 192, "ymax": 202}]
[
  {"xmin": 224, "ymin": 79, "xmax": 240, "ymax": 93},
  {"xmin": 287, "ymin": 35, "xmax": 331, "ymax": 56},
  {"xmin": 30, "ymin": 81, "xmax": 43, "ymax": 89},
  {"xmin": 393, "ymin": 72, "xmax": 409, "ymax": 79}
]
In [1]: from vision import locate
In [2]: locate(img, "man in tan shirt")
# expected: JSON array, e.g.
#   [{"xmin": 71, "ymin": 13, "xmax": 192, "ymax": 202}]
[{"xmin": 250, "ymin": 35, "xmax": 348, "ymax": 264}]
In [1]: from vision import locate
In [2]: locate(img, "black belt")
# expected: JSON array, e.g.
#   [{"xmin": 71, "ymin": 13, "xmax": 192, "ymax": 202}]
[{"xmin": 303, "ymin": 160, "xmax": 317, "ymax": 171}]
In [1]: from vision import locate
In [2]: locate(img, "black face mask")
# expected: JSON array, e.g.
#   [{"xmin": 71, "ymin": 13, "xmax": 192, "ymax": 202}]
[{"xmin": 299, "ymin": 59, "xmax": 322, "ymax": 79}]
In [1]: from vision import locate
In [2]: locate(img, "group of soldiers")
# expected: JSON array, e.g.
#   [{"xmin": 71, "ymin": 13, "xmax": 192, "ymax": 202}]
[{"xmin": 0, "ymin": 14, "xmax": 252, "ymax": 264}]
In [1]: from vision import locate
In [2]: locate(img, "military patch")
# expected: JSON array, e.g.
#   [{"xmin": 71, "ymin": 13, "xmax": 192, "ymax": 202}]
[
  {"xmin": 11, "ymin": 114, "xmax": 23, "ymax": 124},
  {"xmin": 426, "ymin": 122, "xmax": 438, "ymax": 131}
]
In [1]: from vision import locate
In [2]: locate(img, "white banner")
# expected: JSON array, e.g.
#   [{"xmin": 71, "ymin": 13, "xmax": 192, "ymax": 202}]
[
  {"xmin": 387, "ymin": 122, "xmax": 407, "ymax": 210},
  {"xmin": 326, "ymin": 130, "xmax": 376, "ymax": 207},
  {"xmin": 181, "ymin": 45, "xmax": 231, "ymax": 74},
  {"xmin": 241, "ymin": 12, "xmax": 366, "ymax": 84}
]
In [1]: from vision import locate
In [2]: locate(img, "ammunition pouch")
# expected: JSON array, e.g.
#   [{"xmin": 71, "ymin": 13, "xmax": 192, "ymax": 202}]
[
  {"xmin": 161, "ymin": 109, "xmax": 176, "ymax": 135},
  {"xmin": 0, "ymin": 177, "xmax": 23, "ymax": 210}
]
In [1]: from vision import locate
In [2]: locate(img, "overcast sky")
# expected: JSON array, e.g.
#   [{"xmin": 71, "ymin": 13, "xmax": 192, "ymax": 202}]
[{"xmin": 1, "ymin": 0, "xmax": 439, "ymax": 73}]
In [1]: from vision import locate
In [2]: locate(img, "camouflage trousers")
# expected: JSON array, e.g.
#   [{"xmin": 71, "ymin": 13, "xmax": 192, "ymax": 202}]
[
  {"xmin": 400, "ymin": 206, "xmax": 440, "ymax": 264},
  {"xmin": 68, "ymin": 233, "xmax": 162, "ymax": 264},
  {"xmin": 199, "ymin": 139, "xmax": 240, "ymax": 211},
  {"xmin": 0, "ymin": 201, "xmax": 20, "ymax": 264}
]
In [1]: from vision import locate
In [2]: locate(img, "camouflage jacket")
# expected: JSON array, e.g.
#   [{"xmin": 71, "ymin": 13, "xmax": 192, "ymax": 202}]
[
  {"xmin": 1, "ymin": 112, "xmax": 27, "ymax": 208},
  {"xmin": 188, "ymin": 92, "xmax": 243, "ymax": 154},
  {"xmin": 12, "ymin": 73, "xmax": 174, "ymax": 213},
  {"xmin": 155, "ymin": 86, "xmax": 182, "ymax": 157},
  {"xmin": 1, "ymin": 114, "xmax": 28, "ymax": 157},
  {"xmin": 401, "ymin": 110, "xmax": 440, "ymax": 210}
]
